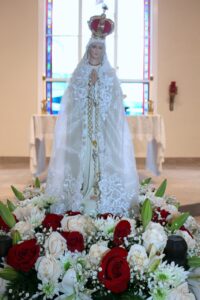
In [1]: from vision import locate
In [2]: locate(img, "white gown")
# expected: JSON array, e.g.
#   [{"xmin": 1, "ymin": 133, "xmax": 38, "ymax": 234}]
[{"xmin": 46, "ymin": 39, "xmax": 139, "ymax": 216}]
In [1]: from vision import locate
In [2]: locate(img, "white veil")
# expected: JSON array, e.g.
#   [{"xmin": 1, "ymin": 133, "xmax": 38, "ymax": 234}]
[{"xmin": 46, "ymin": 37, "xmax": 139, "ymax": 216}]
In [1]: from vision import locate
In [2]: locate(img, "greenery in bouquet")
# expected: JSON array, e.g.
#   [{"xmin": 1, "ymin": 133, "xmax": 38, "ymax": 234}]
[{"xmin": 0, "ymin": 178, "xmax": 199, "ymax": 299}]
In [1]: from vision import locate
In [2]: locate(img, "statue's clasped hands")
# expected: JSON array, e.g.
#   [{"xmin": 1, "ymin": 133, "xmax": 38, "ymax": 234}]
[{"xmin": 90, "ymin": 69, "xmax": 98, "ymax": 85}]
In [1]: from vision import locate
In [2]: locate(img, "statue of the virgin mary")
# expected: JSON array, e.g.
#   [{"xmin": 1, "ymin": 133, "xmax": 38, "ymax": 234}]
[{"xmin": 46, "ymin": 7, "xmax": 139, "ymax": 216}]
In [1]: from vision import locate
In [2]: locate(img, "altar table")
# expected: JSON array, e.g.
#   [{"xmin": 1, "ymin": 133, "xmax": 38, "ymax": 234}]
[{"xmin": 30, "ymin": 114, "xmax": 166, "ymax": 177}]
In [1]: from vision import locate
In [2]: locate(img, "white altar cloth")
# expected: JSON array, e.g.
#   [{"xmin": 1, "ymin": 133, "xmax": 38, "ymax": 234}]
[{"xmin": 30, "ymin": 114, "xmax": 165, "ymax": 177}]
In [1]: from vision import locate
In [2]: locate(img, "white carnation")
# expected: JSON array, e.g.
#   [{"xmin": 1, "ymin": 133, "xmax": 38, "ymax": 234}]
[
  {"xmin": 127, "ymin": 244, "xmax": 149, "ymax": 271},
  {"xmin": 184, "ymin": 216, "xmax": 199, "ymax": 232},
  {"xmin": 14, "ymin": 204, "xmax": 35, "ymax": 221},
  {"xmin": 161, "ymin": 204, "xmax": 178, "ymax": 217},
  {"xmin": 142, "ymin": 222, "xmax": 167, "ymax": 253},
  {"xmin": 139, "ymin": 193, "xmax": 166, "ymax": 208},
  {"xmin": 14, "ymin": 204, "xmax": 45, "ymax": 227},
  {"xmin": 88, "ymin": 242, "xmax": 109, "ymax": 266},
  {"xmin": 94, "ymin": 216, "xmax": 117, "ymax": 236},
  {"xmin": 28, "ymin": 207, "xmax": 45, "ymax": 227}
]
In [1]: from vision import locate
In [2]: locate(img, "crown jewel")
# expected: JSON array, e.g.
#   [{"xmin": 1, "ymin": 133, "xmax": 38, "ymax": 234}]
[{"xmin": 88, "ymin": 5, "xmax": 114, "ymax": 39}]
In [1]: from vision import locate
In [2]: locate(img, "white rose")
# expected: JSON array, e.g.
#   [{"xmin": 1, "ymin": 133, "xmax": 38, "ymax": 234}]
[
  {"xmin": 167, "ymin": 282, "xmax": 195, "ymax": 300},
  {"xmin": 142, "ymin": 222, "xmax": 167, "ymax": 253},
  {"xmin": 127, "ymin": 244, "xmax": 149, "ymax": 271},
  {"xmin": 60, "ymin": 268, "xmax": 77, "ymax": 295},
  {"xmin": 0, "ymin": 277, "xmax": 7, "ymax": 294},
  {"xmin": 176, "ymin": 230, "xmax": 196, "ymax": 250},
  {"xmin": 45, "ymin": 232, "xmax": 67, "ymax": 258},
  {"xmin": 35, "ymin": 255, "xmax": 62, "ymax": 283},
  {"xmin": 13, "ymin": 221, "xmax": 34, "ymax": 239},
  {"xmin": 88, "ymin": 242, "xmax": 109, "ymax": 266},
  {"xmin": 61, "ymin": 215, "xmax": 95, "ymax": 236}
]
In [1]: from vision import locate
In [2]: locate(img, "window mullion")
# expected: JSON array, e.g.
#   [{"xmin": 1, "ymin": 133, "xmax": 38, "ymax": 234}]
[
  {"xmin": 78, "ymin": 0, "xmax": 82, "ymax": 62},
  {"xmin": 114, "ymin": 0, "xmax": 118, "ymax": 71}
]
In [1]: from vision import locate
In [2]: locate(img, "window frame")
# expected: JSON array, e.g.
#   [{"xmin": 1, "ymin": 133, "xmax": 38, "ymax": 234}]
[{"xmin": 41, "ymin": 0, "xmax": 155, "ymax": 115}]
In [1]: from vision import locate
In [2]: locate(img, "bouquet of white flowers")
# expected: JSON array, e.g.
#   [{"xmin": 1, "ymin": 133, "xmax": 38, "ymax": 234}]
[{"xmin": 0, "ymin": 178, "xmax": 199, "ymax": 300}]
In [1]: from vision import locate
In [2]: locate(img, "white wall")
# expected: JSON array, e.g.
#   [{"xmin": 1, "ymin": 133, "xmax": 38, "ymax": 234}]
[
  {"xmin": 157, "ymin": 0, "xmax": 200, "ymax": 157},
  {"xmin": 0, "ymin": 0, "xmax": 200, "ymax": 157},
  {"xmin": 0, "ymin": 0, "xmax": 38, "ymax": 156}
]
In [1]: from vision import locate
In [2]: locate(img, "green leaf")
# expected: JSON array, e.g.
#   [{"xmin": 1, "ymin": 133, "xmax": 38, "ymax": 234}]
[
  {"xmin": 0, "ymin": 267, "xmax": 19, "ymax": 281},
  {"xmin": 155, "ymin": 179, "xmax": 167, "ymax": 197},
  {"xmin": 141, "ymin": 177, "xmax": 152, "ymax": 186},
  {"xmin": 188, "ymin": 256, "xmax": 200, "ymax": 268},
  {"xmin": 148, "ymin": 258, "xmax": 160, "ymax": 272},
  {"xmin": 141, "ymin": 198, "xmax": 152, "ymax": 229},
  {"xmin": 65, "ymin": 295, "xmax": 75, "ymax": 300},
  {"xmin": 11, "ymin": 230, "xmax": 22, "ymax": 244},
  {"xmin": 34, "ymin": 177, "xmax": 41, "ymax": 188},
  {"xmin": 11, "ymin": 185, "xmax": 25, "ymax": 201},
  {"xmin": 7, "ymin": 199, "xmax": 16, "ymax": 212},
  {"xmin": 0, "ymin": 202, "xmax": 16, "ymax": 228},
  {"xmin": 170, "ymin": 212, "xmax": 190, "ymax": 232}
]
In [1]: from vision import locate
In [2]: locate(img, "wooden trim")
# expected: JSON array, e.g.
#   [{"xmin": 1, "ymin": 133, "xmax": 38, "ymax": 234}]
[
  {"xmin": 136, "ymin": 157, "xmax": 200, "ymax": 166},
  {"xmin": 164, "ymin": 157, "xmax": 200, "ymax": 165},
  {"xmin": 1, "ymin": 157, "xmax": 200, "ymax": 166},
  {"xmin": 0, "ymin": 157, "xmax": 29, "ymax": 165},
  {"xmin": 180, "ymin": 203, "xmax": 200, "ymax": 217}
]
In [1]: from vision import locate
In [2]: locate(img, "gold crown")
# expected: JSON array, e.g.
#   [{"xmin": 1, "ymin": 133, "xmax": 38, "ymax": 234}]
[{"xmin": 88, "ymin": 6, "xmax": 114, "ymax": 39}]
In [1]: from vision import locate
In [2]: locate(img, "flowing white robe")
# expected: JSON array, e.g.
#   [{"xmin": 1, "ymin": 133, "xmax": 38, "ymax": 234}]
[{"xmin": 46, "ymin": 41, "xmax": 139, "ymax": 216}]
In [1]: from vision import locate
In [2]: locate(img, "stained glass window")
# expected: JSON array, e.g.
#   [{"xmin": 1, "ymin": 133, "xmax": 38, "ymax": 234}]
[{"xmin": 45, "ymin": 0, "xmax": 151, "ymax": 115}]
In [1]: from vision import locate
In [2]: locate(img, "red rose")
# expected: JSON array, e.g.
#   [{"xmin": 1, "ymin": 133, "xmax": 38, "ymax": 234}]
[
  {"xmin": 7, "ymin": 239, "xmax": 40, "ymax": 272},
  {"xmin": 98, "ymin": 247, "xmax": 130, "ymax": 293},
  {"xmin": 0, "ymin": 215, "xmax": 18, "ymax": 232},
  {"xmin": 65, "ymin": 211, "xmax": 81, "ymax": 216},
  {"xmin": 152, "ymin": 208, "xmax": 170, "ymax": 226},
  {"xmin": 61, "ymin": 231, "xmax": 84, "ymax": 252},
  {"xmin": 114, "ymin": 220, "xmax": 131, "ymax": 246},
  {"xmin": 0, "ymin": 216, "xmax": 10, "ymax": 232},
  {"xmin": 42, "ymin": 213, "xmax": 63, "ymax": 230}
]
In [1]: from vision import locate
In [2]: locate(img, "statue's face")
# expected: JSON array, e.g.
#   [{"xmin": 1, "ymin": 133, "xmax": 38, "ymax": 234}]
[{"xmin": 89, "ymin": 43, "xmax": 104, "ymax": 62}]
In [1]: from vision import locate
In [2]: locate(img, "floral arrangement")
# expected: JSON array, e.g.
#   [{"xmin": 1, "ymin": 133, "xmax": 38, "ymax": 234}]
[{"xmin": 0, "ymin": 178, "xmax": 200, "ymax": 300}]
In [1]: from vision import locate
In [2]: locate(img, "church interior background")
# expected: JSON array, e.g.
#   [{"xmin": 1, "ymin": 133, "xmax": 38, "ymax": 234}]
[{"xmin": 0, "ymin": 0, "xmax": 200, "ymax": 212}]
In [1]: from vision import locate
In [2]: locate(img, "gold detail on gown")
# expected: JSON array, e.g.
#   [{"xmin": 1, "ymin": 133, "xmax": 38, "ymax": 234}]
[{"xmin": 85, "ymin": 75, "xmax": 101, "ymax": 202}]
